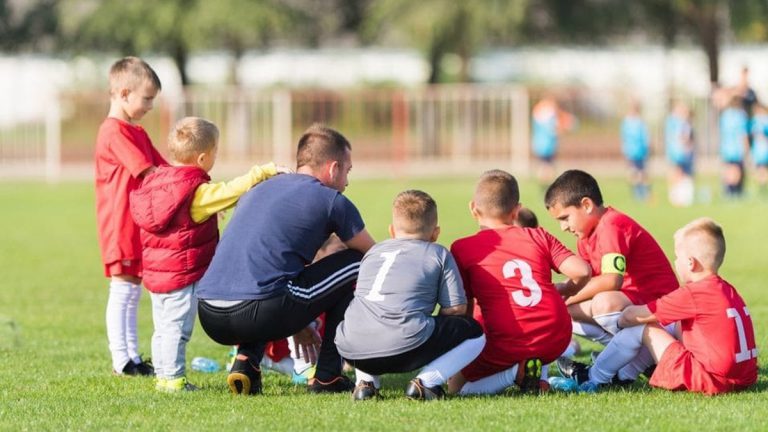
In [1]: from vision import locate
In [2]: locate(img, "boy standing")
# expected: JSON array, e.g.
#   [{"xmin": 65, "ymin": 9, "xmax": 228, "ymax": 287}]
[
  {"xmin": 130, "ymin": 117, "xmax": 282, "ymax": 391},
  {"xmin": 621, "ymin": 101, "xmax": 650, "ymax": 201},
  {"xmin": 95, "ymin": 57, "xmax": 167, "ymax": 376},
  {"xmin": 562, "ymin": 218, "xmax": 758, "ymax": 395},
  {"xmin": 448, "ymin": 170, "xmax": 591, "ymax": 395},
  {"xmin": 335, "ymin": 190, "xmax": 485, "ymax": 401},
  {"xmin": 544, "ymin": 170, "xmax": 678, "ymax": 350}
]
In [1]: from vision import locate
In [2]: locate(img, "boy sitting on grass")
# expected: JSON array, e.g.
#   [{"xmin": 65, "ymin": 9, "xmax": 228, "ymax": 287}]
[{"xmin": 335, "ymin": 190, "xmax": 485, "ymax": 401}]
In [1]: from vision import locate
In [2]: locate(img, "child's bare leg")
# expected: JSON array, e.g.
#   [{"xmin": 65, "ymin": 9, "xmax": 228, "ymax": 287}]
[{"xmin": 642, "ymin": 323, "xmax": 677, "ymax": 362}]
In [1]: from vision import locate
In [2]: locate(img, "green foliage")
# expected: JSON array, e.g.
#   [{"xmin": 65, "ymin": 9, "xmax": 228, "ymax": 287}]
[{"xmin": 0, "ymin": 176, "xmax": 766, "ymax": 430}]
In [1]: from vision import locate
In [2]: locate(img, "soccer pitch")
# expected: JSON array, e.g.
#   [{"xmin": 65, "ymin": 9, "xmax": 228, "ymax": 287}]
[{"xmin": 0, "ymin": 175, "xmax": 766, "ymax": 431}]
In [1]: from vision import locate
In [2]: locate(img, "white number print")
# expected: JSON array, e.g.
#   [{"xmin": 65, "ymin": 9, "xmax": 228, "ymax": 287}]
[
  {"xmin": 364, "ymin": 250, "xmax": 401, "ymax": 302},
  {"xmin": 502, "ymin": 259, "xmax": 543, "ymax": 307},
  {"xmin": 726, "ymin": 307, "xmax": 758, "ymax": 363}
]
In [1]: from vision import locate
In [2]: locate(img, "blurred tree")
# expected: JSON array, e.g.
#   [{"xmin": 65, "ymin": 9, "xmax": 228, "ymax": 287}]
[
  {"xmin": 363, "ymin": 0, "xmax": 528, "ymax": 83},
  {"xmin": 0, "ymin": 0, "xmax": 59, "ymax": 52},
  {"xmin": 60, "ymin": 0, "xmax": 194, "ymax": 84},
  {"xmin": 184, "ymin": 0, "xmax": 297, "ymax": 85}
]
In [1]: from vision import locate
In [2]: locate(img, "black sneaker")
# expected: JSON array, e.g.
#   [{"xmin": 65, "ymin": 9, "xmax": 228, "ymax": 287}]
[
  {"xmin": 555, "ymin": 356, "xmax": 590, "ymax": 385},
  {"xmin": 227, "ymin": 354, "xmax": 263, "ymax": 395},
  {"xmin": 516, "ymin": 358, "xmax": 543, "ymax": 394},
  {"xmin": 134, "ymin": 357, "xmax": 154, "ymax": 376},
  {"xmin": 404, "ymin": 378, "xmax": 445, "ymax": 401},
  {"xmin": 352, "ymin": 380, "xmax": 380, "ymax": 401},
  {"xmin": 610, "ymin": 376, "xmax": 635, "ymax": 387},
  {"xmin": 307, "ymin": 375, "xmax": 354, "ymax": 394}
]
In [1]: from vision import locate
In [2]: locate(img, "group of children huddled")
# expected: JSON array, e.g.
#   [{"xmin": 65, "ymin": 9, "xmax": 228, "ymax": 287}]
[
  {"xmin": 620, "ymin": 66, "xmax": 768, "ymax": 206},
  {"xmin": 95, "ymin": 56, "xmax": 757, "ymax": 399}
]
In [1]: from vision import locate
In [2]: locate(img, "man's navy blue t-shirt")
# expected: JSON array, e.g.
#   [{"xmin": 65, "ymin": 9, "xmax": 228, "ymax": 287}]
[{"xmin": 197, "ymin": 174, "xmax": 365, "ymax": 300}]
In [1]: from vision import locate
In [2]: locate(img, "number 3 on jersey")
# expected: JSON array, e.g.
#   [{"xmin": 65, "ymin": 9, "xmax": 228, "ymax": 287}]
[
  {"xmin": 727, "ymin": 307, "xmax": 758, "ymax": 363},
  {"xmin": 503, "ymin": 259, "xmax": 542, "ymax": 307},
  {"xmin": 365, "ymin": 250, "xmax": 401, "ymax": 302}
]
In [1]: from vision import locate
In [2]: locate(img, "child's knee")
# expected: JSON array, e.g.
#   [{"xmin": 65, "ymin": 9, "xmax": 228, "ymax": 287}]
[{"xmin": 591, "ymin": 292, "xmax": 631, "ymax": 316}]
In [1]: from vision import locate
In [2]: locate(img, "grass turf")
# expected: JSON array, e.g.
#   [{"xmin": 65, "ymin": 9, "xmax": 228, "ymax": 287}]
[{"xmin": 0, "ymin": 175, "xmax": 766, "ymax": 431}]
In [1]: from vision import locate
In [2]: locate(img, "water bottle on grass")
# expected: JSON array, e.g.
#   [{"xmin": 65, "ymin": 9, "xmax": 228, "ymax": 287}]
[{"xmin": 191, "ymin": 357, "xmax": 221, "ymax": 373}]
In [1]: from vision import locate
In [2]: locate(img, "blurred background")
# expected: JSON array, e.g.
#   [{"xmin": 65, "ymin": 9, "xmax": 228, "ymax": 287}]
[{"xmin": 1, "ymin": 0, "xmax": 766, "ymax": 182}]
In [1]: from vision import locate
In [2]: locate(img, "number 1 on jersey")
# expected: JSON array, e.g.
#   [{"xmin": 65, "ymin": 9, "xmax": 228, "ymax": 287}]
[
  {"xmin": 727, "ymin": 307, "xmax": 758, "ymax": 363},
  {"xmin": 365, "ymin": 250, "xmax": 401, "ymax": 302}
]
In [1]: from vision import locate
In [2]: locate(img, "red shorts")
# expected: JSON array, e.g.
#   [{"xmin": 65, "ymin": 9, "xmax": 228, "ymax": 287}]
[
  {"xmin": 461, "ymin": 336, "xmax": 568, "ymax": 382},
  {"xmin": 650, "ymin": 342, "xmax": 733, "ymax": 395},
  {"xmin": 265, "ymin": 339, "xmax": 291, "ymax": 361},
  {"xmin": 104, "ymin": 259, "xmax": 142, "ymax": 278}
]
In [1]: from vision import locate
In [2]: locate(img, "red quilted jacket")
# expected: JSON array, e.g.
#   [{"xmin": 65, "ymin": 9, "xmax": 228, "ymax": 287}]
[{"xmin": 129, "ymin": 165, "xmax": 219, "ymax": 293}]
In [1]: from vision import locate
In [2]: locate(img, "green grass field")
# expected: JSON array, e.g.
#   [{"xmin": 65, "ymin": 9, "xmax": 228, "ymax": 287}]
[{"xmin": 0, "ymin": 175, "xmax": 766, "ymax": 431}]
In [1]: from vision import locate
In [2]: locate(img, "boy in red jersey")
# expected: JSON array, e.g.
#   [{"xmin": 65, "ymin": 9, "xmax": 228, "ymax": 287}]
[
  {"xmin": 565, "ymin": 218, "xmax": 758, "ymax": 395},
  {"xmin": 130, "ymin": 117, "xmax": 283, "ymax": 391},
  {"xmin": 544, "ymin": 170, "xmax": 678, "ymax": 351},
  {"xmin": 95, "ymin": 57, "xmax": 168, "ymax": 376},
  {"xmin": 447, "ymin": 170, "xmax": 591, "ymax": 395}
]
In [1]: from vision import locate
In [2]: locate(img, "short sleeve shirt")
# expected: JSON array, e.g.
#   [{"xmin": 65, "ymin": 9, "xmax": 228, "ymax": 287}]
[
  {"xmin": 95, "ymin": 117, "xmax": 167, "ymax": 265},
  {"xmin": 335, "ymin": 239, "xmax": 465, "ymax": 359},
  {"xmin": 450, "ymin": 226, "xmax": 573, "ymax": 358},
  {"xmin": 577, "ymin": 208, "xmax": 678, "ymax": 304},
  {"xmin": 648, "ymin": 275, "xmax": 758, "ymax": 382},
  {"xmin": 197, "ymin": 174, "xmax": 365, "ymax": 300}
]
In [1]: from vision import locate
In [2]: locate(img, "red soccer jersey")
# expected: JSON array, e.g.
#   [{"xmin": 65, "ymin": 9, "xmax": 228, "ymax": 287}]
[
  {"xmin": 451, "ymin": 226, "xmax": 573, "ymax": 369},
  {"xmin": 95, "ymin": 117, "xmax": 167, "ymax": 270},
  {"xmin": 647, "ymin": 275, "xmax": 758, "ymax": 387},
  {"xmin": 578, "ymin": 207, "xmax": 678, "ymax": 304}
]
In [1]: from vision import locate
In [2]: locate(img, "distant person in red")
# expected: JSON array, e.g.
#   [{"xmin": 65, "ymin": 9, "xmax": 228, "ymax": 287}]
[
  {"xmin": 94, "ymin": 57, "xmax": 167, "ymax": 377},
  {"xmin": 448, "ymin": 170, "xmax": 590, "ymax": 395},
  {"xmin": 563, "ymin": 218, "xmax": 758, "ymax": 395}
]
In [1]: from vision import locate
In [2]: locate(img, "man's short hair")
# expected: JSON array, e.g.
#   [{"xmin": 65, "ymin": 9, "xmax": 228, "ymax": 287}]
[
  {"xmin": 544, "ymin": 169, "xmax": 603, "ymax": 209},
  {"xmin": 474, "ymin": 169, "xmax": 520, "ymax": 218},
  {"xmin": 168, "ymin": 117, "xmax": 219, "ymax": 164},
  {"xmin": 674, "ymin": 217, "xmax": 726, "ymax": 271},
  {"xmin": 296, "ymin": 123, "xmax": 351, "ymax": 169},
  {"xmin": 109, "ymin": 56, "xmax": 162, "ymax": 96},
  {"xmin": 392, "ymin": 190, "xmax": 438, "ymax": 236},
  {"xmin": 516, "ymin": 207, "xmax": 539, "ymax": 228}
]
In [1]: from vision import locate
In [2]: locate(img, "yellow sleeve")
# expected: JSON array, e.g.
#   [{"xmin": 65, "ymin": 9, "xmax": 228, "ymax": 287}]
[{"xmin": 190, "ymin": 162, "xmax": 277, "ymax": 223}]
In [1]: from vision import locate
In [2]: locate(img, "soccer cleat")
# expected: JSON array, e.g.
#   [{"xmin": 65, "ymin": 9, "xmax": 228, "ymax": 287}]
[
  {"xmin": 154, "ymin": 377, "xmax": 167, "ymax": 391},
  {"xmin": 115, "ymin": 357, "xmax": 154, "ymax": 377},
  {"xmin": 352, "ymin": 380, "xmax": 380, "ymax": 401},
  {"xmin": 642, "ymin": 364, "xmax": 656, "ymax": 379},
  {"xmin": 291, "ymin": 364, "xmax": 316, "ymax": 385},
  {"xmin": 404, "ymin": 378, "xmax": 445, "ymax": 401},
  {"xmin": 162, "ymin": 376, "xmax": 199, "ymax": 392},
  {"xmin": 555, "ymin": 356, "xmax": 590, "ymax": 385},
  {"xmin": 579, "ymin": 381, "xmax": 599, "ymax": 393},
  {"xmin": 227, "ymin": 354, "xmax": 263, "ymax": 395},
  {"xmin": 307, "ymin": 375, "xmax": 354, "ymax": 393},
  {"xmin": 516, "ymin": 358, "xmax": 543, "ymax": 394},
  {"xmin": 547, "ymin": 376, "xmax": 579, "ymax": 392}
]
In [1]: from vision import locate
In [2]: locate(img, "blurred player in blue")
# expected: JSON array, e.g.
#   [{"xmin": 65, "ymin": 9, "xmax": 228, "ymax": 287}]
[
  {"xmin": 665, "ymin": 101, "xmax": 695, "ymax": 206},
  {"xmin": 621, "ymin": 101, "xmax": 650, "ymax": 201},
  {"xmin": 719, "ymin": 93, "xmax": 750, "ymax": 198},
  {"xmin": 532, "ymin": 95, "xmax": 575, "ymax": 187},
  {"xmin": 751, "ymin": 104, "xmax": 768, "ymax": 197}
]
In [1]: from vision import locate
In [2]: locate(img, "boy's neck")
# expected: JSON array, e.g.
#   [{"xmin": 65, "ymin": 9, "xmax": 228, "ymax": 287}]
[
  {"xmin": 477, "ymin": 218, "xmax": 514, "ymax": 230},
  {"xmin": 687, "ymin": 270, "xmax": 717, "ymax": 283},
  {"xmin": 393, "ymin": 233, "xmax": 431, "ymax": 241},
  {"xmin": 107, "ymin": 103, "xmax": 133, "ymax": 124}
]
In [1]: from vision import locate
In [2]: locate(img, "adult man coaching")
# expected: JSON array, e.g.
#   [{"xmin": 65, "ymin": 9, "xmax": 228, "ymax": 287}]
[{"xmin": 197, "ymin": 124, "xmax": 375, "ymax": 395}]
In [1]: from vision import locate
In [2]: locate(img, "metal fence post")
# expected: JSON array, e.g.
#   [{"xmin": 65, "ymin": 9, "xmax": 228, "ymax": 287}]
[{"xmin": 45, "ymin": 93, "xmax": 61, "ymax": 182}]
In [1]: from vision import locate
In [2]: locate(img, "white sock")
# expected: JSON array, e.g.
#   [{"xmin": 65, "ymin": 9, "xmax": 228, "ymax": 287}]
[
  {"xmin": 262, "ymin": 356, "xmax": 295, "ymax": 376},
  {"xmin": 417, "ymin": 334, "xmax": 485, "ymax": 388},
  {"xmin": 459, "ymin": 365, "xmax": 518, "ymax": 395},
  {"xmin": 572, "ymin": 321, "xmax": 613, "ymax": 345},
  {"xmin": 588, "ymin": 325, "xmax": 645, "ymax": 384},
  {"xmin": 106, "ymin": 280, "xmax": 141, "ymax": 372},
  {"xmin": 617, "ymin": 346, "xmax": 654, "ymax": 381},
  {"xmin": 355, "ymin": 369, "xmax": 381, "ymax": 388},
  {"xmin": 125, "ymin": 282, "xmax": 142, "ymax": 363},
  {"xmin": 594, "ymin": 312, "xmax": 622, "ymax": 335}
]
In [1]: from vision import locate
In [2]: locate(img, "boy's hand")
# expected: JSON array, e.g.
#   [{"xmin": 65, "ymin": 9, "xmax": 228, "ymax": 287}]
[
  {"xmin": 275, "ymin": 165, "xmax": 294, "ymax": 174},
  {"xmin": 292, "ymin": 324, "xmax": 322, "ymax": 364}
]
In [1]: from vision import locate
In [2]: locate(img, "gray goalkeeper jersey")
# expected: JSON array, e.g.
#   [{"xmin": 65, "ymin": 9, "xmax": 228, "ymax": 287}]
[{"xmin": 335, "ymin": 238, "xmax": 466, "ymax": 359}]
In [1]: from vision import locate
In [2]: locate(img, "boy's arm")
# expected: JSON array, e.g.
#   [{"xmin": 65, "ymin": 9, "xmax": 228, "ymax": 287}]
[
  {"xmin": 555, "ymin": 255, "xmax": 591, "ymax": 297},
  {"xmin": 343, "ymin": 229, "xmax": 375, "ymax": 254},
  {"xmin": 564, "ymin": 273, "xmax": 622, "ymax": 306},
  {"xmin": 619, "ymin": 305, "xmax": 657, "ymax": 328},
  {"xmin": 439, "ymin": 304, "xmax": 467, "ymax": 316},
  {"xmin": 190, "ymin": 163, "xmax": 277, "ymax": 223}
]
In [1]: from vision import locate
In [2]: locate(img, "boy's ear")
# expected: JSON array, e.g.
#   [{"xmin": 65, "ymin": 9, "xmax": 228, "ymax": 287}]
[
  {"xmin": 388, "ymin": 224, "xmax": 395, "ymax": 239},
  {"xmin": 580, "ymin": 197, "xmax": 595, "ymax": 214},
  {"xmin": 196, "ymin": 152, "xmax": 207, "ymax": 167},
  {"xmin": 430, "ymin": 225, "xmax": 441, "ymax": 242},
  {"xmin": 119, "ymin": 87, "xmax": 130, "ymax": 100},
  {"xmin": 469, "ymin": 200, "xmax": 481, "ymax": 219},
  {"xmin": 509, "ymin": 203, "xmax": 522, "ymax": 221}
]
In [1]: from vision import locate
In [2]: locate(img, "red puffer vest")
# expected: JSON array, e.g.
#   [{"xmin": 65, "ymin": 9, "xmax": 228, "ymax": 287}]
[{"xmin": 129, "ymin": 165, "xmax": 219, "ymax": 293}]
